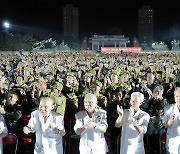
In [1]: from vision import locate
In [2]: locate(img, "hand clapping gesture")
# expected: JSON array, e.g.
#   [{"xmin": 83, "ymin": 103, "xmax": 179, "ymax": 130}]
[
  {"xmin": 129, "ymin": 106, "xmax": 135, "ymax": 120},
  {"xmin": 167, "ymin": 113, "xmax": 175, "ymax": 126},
  {"xmin": 117, "ymin": 105, "xmax": 123, "ymax": 116}
]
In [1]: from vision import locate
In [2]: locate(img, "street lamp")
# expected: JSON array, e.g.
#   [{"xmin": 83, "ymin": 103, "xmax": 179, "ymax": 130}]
[{"xmin": 3, "ymin": 21, "xmax": 10, "ymax": 32}]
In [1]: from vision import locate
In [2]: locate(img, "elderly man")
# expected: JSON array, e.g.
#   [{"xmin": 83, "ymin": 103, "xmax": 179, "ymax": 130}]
[
  {"xmin": 115, "ymin": 92, "xmax": 150, "ymax": 154},
  {"xmin": 23, "ymin": 97, "xmax": 65, "ymax": 154},
  {"xmin": 74, "ymin": 93, "xmax": 108, "ymax": 154},
  {"xmin": 162, "ymin": 87, "xmax": 180, "ymax": 154}
]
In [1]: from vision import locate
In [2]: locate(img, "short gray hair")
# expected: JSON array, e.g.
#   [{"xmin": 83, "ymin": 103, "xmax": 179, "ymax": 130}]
[
  {"xmin": 131, "ymin": 92, "xmax": 144, "ymax": 103},
  {"xmin": 40, "ymin": 97, "xmax": 55, "ymax": 106},
  {"xmin": 84, "ymin": 93, "xmax": 97, "ymax": 103}
]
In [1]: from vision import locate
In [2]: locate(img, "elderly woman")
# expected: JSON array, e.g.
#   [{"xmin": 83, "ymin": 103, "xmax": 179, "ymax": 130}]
[{"xmin": 74, "ymin": 93, "xmax": 108, "ymax": 154}]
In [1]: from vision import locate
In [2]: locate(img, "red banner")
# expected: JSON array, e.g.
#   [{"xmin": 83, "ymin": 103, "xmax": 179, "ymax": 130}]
[{"xmin": 101, "ymin": 47, "xmax": 142, "ymax": 53}]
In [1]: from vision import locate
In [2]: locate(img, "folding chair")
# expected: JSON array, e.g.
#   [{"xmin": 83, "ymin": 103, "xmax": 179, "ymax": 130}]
[{"xmin": 3, "ymin": 133, "xmax": 18, "ymax": 154}]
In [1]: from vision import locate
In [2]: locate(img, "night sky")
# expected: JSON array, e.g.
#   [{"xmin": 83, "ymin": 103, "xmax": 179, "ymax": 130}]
[{"xmin": 0, "ymin": 0, "xmax": 179, "ymax": 40}]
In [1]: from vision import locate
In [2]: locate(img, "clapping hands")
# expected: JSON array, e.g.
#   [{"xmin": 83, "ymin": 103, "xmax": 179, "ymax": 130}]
[{"xmin": 117, "ymin": 105, "xmax": 123, "ymax": 116}]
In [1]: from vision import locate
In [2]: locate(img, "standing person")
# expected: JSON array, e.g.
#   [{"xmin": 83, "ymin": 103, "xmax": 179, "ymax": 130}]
[
  {"xmin": 115, "ymin": 92, "xmax": 150, "ymax": 154},
  {"xmin": 74, "ymin": 93, "xmax": 108, "ymax": 154},
  {"xmin": 162, "ymin": 87, "xmax": 180, "ymax": 154},
  {"xmin": 0, "ymin": 90, "xmax": 24, "ymax": 154},
  {"xmin": 0, "ymin": 114, "xmax": 8, "ymax": 154},
  {"xmin": 50, "ymin": 82, "xmax": 66, "ymax": 116},
  {"xmin": 145, "ymin": 84, "xmax": 168, "ymax": 154},
  {"xmin": 23, "ymin": 97, "xmax": 65, "ymax": 154}
]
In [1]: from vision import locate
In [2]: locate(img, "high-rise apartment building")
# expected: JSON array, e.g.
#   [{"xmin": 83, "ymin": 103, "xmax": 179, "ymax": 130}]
[
  {"xmin": 62, "ymin": 4, "xmax": 79, "ymax": 38},
  {"xmin": 138, "ymin": 6, "xmax": 154, "ymax": 45}
]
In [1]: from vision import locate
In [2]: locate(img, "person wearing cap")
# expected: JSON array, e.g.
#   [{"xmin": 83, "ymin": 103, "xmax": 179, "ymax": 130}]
[
  {"xmin": 23, "ymin": 97, "xmax": 65, "ymax": 154},
  {"xmin": 91, "ymin": 80, "xmax": 107, "ymax": 110},
  {"xmin": 23, "ymin": 67, "xmax": 35, "ymax": 85},
  {"xmin": 78, "ymin": 73, "xmax": 93, "ymax": 110},
  {"xmin": 50, "ymin": 82, "xmax": 66, "ymax": 116},
  {"xmin": 162, "ymin": 87, "xmax": 180, "ymax": 154},
  {"xmin": 103, "ymin": 71, "xmax": 121, "ymax": 102},
  {"xmin": 63, "ymin": 72, "xmax": 79, "ymax": 109},
  {"xmin": 115, "ymin": 92, "xmax": 150, "ymax": 154},
  {"xmin": 74, "ymin": 93, "xmax": 108, "ymax": 154},
  {"xmin": 119, "ymin": 71, "xmax": 132, "ymax": 93},
  {"xmin": 80, "ymin": 73, "xmax": 92, "ymax": 97}
]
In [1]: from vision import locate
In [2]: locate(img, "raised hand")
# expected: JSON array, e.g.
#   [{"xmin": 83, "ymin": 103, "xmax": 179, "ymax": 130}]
[
  {"xmin": 167, "ymin": 114, "xmax": 175, "ymax": 126},
  {"xmin": 23, "ymin": 126, "xmax": 32, "ymax": 134},
  {"xmin": 84, "ymin": 120, "xmax": 96, "ymax": 129},
  {"xmin": 117, "ymin": 105, "xmax": 123, "ymax": 116},
  {"xmin": 129, "ymin": 106, "xmax": 135, "ymax": 120}
]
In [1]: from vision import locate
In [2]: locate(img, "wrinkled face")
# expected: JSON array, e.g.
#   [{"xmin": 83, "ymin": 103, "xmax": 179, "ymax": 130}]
[
  {"xmin": 130, "ymin": 95, "xmax": 142, "ymax": 111},
  {"xmin": 39, "ymin": 100, "xmax": 54, "ymax": 117},
  {"xmin": 84, "ymin": 95, "xmax": 97, "ymax": 113},
  {"xmin": 174, "ymin": 89, "xmax": 180, "ymax": 105}
]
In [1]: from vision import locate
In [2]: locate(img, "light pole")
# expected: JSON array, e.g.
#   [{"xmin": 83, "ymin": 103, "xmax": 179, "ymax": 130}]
[{"xmin": 3, "ymin": 21, "xmax": 10, "ymax": 33}]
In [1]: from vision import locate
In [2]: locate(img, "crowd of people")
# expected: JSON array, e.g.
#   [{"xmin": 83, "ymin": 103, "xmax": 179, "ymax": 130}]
[{"xmin": 0, "ymin": 51, "xmax": 180, "ymax": 154}]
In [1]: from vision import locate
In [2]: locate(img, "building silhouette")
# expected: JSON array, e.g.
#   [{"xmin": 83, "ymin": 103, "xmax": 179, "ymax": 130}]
[
  {"xmin": 62, "ymin": 4, "xmax": 79, "ymax": 38},
  {"xmin": 138, "ymin": 5, "xmax": 154, "ymax": 47}
]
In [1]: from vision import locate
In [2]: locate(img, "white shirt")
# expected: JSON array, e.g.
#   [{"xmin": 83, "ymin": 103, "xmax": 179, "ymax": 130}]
[
  {"xmin": 28, "ymin": 110, "xmax": 65, "ymax": 154},
  {"xmin": 74, "ymin": 108, "xmax": 108, "ymax": 154},
  {"xmin": 162, "ymin": 103, "xmax": 180, "ymax": 154},
  {"xmin": 0, "ymin": 115, "xmax": 8, "ymax": 154},
  {"xmin": 120, "ymin": 109, "xmax": 150, "ymax": 154}
]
